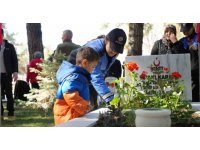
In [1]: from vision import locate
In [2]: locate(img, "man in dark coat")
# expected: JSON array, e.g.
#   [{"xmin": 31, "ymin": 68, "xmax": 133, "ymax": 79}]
[
  {"xmin": 0, "ymin": 29, "xmax": 18, "ymax": 119},
  {"xmin": 54, "ymin": 30, "xmax": 80, "ymax": 57}
]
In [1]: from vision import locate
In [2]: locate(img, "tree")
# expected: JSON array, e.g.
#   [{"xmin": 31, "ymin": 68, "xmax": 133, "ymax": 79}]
[
  {"xmin": 128, "ymin": 23, "xmax": 144, "ymax": 56},
  {"xmin": 20, "ymin": 54, "xmax": 67, "ymax": 113},
  {"xmin": 26, "ymin": 23, "xmax": 44, "ymax": 61},
  {"xmin": 1, "ymin": 23, "xmax": 17, "ymax": 45}
]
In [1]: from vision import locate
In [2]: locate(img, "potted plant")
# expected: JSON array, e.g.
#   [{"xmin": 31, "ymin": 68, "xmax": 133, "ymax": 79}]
[{"xmin": 107, "ymin": 61, "xmax": 194, "ymax": 127}]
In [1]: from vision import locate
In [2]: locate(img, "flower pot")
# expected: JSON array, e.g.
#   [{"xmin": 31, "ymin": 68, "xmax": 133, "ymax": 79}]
[{"xmin": 135, "ymin": 108, "xmax": 171, "ymax": 127}]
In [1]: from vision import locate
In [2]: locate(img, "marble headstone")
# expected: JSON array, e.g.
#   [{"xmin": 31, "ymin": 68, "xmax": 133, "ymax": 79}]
[{"xmin": 125, "ymin": 54, "xmax": 192, "ymax": 101}]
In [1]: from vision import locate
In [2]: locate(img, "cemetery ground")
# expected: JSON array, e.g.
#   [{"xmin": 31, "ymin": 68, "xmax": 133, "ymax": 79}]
[
  {"xmin": 1, "ymin": 102, "xmax": 54, "ymax": 127},
  {"xmin": 2, "ymin": 102, "xmax": 200, "ymax": 127}
]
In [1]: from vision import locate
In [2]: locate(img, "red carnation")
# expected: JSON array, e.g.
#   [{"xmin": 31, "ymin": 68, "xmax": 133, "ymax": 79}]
[
  {"xmin": 163, "ymin": 67, "xmax": 169, "ymax": 73},
  {"xmin": 171, "ymin": 72, "xmax": 182, "ymax": 79},
  {"xmin": 140, "ymin": 71, "xmax": 148, "ymax": 79},
  {"xmin": 127, "ymin": 62, "xmax": 139, "ymax": 72}
]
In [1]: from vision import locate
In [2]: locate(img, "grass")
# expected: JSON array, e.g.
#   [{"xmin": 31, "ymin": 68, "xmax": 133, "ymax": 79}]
[{"xmin": 1, "ymin": 104, "xmax": 54, "ymax": 127}]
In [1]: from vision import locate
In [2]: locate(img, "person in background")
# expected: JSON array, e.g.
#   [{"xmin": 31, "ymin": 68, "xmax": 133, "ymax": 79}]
[
  {"xmin": 151, "ymin": 24, "xmax": 186, "ymax": 55},
  {"xmin": 0, "ymin": 29, "xmax": 18, "ymax": 120},
  {"xmin": 53, "ymin": 29, "xmax": 80, "ymax": 58},
  {"xmin": 26, "ymin": 51, "xmax": 43, "ymax": 89},
  {"xmin": 179, "ymin": 23, "xmax": 199, "ymax": 102},
  {"xmin": 54, "ymin": 47, "xmax": 99, "ymax": 126},
  {"xmin": 68, "ymin": 28, "xmax": 127, "ymax": 110}
]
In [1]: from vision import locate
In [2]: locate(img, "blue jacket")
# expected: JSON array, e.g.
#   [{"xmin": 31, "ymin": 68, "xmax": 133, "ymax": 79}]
[
  {"xmin": 68, "ymin": 38, "xmax": 117, "ymax": 102},
  {"xmin": 179, "ymin": 33, "xmax": 199, "ymax": 71},
  {"xmin": 180, "ymin": 33, "xmax": 198, "ymax": 50},
  {"xmin": 56, "ymin": 61, "xmax": 91, "ymax": 101}
]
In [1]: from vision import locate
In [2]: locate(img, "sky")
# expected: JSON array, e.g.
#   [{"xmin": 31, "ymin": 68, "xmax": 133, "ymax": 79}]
[
  {"xmin": 5, "ymin": 23, "xmax": 165, "ymax": 57},
  {"xmin": 6, "ymin": 23, "xmax": 124, "ymax": 49},
  {"xmin": 5, "ymin": 22, "xmax": 129, "ymax": 61}
]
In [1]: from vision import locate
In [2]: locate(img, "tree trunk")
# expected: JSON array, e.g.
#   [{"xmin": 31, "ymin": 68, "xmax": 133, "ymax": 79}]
[
  {"xmin": 128, "ymin": 23, "xmax": 144, "ymax": 56},
  {"xmin": 26, "ymin": 23, "xmax": 44, "ymax": 61}
]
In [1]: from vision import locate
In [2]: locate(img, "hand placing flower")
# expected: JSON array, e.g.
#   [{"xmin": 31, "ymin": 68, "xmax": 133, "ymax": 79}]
[{"xmin": 106, "ymin": 82, "xmax": 115, "ymax": 88}]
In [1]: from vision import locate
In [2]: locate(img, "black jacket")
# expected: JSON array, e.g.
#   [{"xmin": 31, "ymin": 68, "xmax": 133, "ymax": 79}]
[
  {"xmin": 3, "ymin": 40, "xmax": 18, "ymax": 74},
  {"xmin": 151, "ymin": 39, "xmax": 188, "ymax": 55},
  {"xmin": 105, "ymin": 59, "xmax": 122, "ymax": 79}
]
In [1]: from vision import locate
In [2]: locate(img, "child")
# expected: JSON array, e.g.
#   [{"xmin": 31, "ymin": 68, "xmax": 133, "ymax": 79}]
[
  {"xmin": 54, "ymin": 47, "xmax": 99, "ymax": 126},
  {"xmin": 26, "ymin": 51, "xmax": 43, "ymax": 89}
]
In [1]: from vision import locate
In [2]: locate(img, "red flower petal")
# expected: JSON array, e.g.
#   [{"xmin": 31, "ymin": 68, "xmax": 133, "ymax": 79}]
[
  {"xmin": 163, "ymin": 67, "xmax": 169, "ymax": 72},
  {"xmin": 140, "ymin": 71, "xmax": 148, "ymax": 79},
  {"xmin": 127, "ymin": 62, "xmax": 139, "ymax": 72},
  {"xmin": 171, "ymin": 72, "xmax": 182, "ymax": 78}
]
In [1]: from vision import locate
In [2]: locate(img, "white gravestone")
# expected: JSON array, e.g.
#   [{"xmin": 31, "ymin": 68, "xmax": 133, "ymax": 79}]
[{"xmin": 125, "ymin": 54, "xmax": 192, "ymax": 101}]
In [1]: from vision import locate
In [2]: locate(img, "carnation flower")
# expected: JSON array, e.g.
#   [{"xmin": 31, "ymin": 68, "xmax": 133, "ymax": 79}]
[
  {"xmin": 171, "ymin": 72, "xmax": 182, "ymax": 79},
  {"xmin": 126, "ymin": 62, "xmax": 139, "ymax": 72}
]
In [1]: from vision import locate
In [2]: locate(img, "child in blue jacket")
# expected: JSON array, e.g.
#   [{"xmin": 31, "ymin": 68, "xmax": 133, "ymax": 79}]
[{"xmin": 54, "ymin": 47, "xmax": 99, "ymax": 125}]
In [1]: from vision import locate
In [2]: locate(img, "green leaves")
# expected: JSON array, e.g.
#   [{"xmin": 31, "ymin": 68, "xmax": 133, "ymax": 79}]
[
  {"xmin": 24, "ymin": 53, "xmax": 67, "ymax": 110},
  {"xmin": 110, "ymin": 97, "xmax": 120, "ymax": 106}
]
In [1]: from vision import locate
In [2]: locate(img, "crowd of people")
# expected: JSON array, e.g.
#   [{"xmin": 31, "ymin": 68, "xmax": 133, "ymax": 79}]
[
  {"xmin": 151, "ymin": 23, "xmax": 199, "ymax": 102},
  {"xmin": 0, "ymin": 23, "xmax": 199, "ymax": 125}
]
